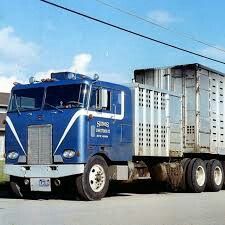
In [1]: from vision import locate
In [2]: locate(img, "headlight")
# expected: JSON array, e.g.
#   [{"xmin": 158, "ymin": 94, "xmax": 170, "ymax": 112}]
[
  {"xmin": 7, "ymin": 151, "xmax": 19, "ymax": 160},
  {"xmin": 63, "ymin": 150, "xmax": 75, "ymax": 159}
]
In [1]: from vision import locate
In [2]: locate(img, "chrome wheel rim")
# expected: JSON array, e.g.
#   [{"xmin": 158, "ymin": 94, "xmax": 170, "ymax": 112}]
[
  {"xmin": 89, "ymin": 164, "xmax": 106, "ymax": 192},
  {"xmin": 214, "ymin": 166, "xmax": 223, "ymax": 186},
  {"xmin": 196, "ymin": 165, "xmax": 206, "ymax": 187}
]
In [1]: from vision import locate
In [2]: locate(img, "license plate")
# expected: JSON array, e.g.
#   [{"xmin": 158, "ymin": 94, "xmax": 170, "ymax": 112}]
[
  {"xmin": 39, "ymin": 178, "xmax": 50, "ymax": 187},
  {"xmin": 30, "ymin": 178, "xmax": 51, "ymax": 192}
]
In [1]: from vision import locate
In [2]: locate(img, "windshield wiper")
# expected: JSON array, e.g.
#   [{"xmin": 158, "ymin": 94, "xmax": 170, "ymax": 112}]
[
  {"xmin": 13, "ymin": 94, "xmax": 21, "ymax": 115},
  {"xmin": 45, "ymin": 102, "xmax": 63, "ymax": 112},
  {"xmin": 66, "ymin": 100, "xmax": 83, "ymax": 107}
]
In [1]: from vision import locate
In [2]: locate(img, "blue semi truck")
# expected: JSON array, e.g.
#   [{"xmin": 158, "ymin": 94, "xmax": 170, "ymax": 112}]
[{"xmin": 4, "ymin": 63, "xmax": 225, "ymax": 200}]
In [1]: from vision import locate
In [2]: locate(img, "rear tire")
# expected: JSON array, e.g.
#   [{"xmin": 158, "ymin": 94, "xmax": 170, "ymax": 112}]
[
  {"xmin": 187, "ymin": 158, "xmax": 206, "ymax": 193},
  {"xmin": 75, "ymin": 156, "xmax": 109, "ymax": 201},
  {"xmin": 206, "ymin": 159, "xmax": 224, "ymax": 192},
  {"xmin": 180, "ymin": 158, "xmax": 191, "ymax": 191}
]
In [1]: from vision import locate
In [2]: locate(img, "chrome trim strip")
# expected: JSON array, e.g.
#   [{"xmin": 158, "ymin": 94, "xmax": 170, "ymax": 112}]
[
  {"xmin": 54, "ymin": 91, "xmax": 125, "ymax": 154},
  {"xmin": 6, "ymin": 116, "xmax": 26, "ymax": 155}
]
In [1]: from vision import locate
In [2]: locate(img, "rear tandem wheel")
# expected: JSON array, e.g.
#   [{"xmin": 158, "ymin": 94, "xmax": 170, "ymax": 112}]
[
  {"xmin": 186, "ymin": 158, "xmax": 207, "ymax": 193},
  {"xmin": 206, "ymin": 159, "xmax": 224, "ymax": 192},
  {"xmin": 180, "ymin": 158, "xmax": 191, "ymax": 191}
]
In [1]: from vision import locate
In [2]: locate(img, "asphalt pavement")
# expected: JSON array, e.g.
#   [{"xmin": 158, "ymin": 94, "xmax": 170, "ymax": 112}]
[{"xmin": 0, "ymin": 181, "xmax": 224, "ymax": 225}]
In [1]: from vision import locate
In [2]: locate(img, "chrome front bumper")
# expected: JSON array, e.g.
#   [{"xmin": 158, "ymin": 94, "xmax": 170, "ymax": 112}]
[{"xmin": 4, "ymin": 164, "xmax": 85, "ymax": 178}]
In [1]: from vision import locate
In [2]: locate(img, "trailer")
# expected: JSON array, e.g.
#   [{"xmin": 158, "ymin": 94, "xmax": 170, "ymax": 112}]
[
  {"xmin": 3, "ymin": 63, "xmax": 225, "ymax": 200},
  {"xmin": 134, "ymin": 63, "xmax": 225, "ymax": 155}
]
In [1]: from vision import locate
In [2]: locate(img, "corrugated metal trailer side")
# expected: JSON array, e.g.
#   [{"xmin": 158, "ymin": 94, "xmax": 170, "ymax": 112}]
[
  {"xmin": 196, "ymin": 67, "xmax": 225, "ymax": 155},
  {"xmin": 131, "ymin": 83, "xmax": 183, "ymax": 157},
  {"xmin": 134, "ymin": 63, "xmax": 225, "ymax": 155}
]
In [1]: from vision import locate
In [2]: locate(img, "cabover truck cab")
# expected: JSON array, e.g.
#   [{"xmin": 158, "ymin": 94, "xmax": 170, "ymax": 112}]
[
  {"xmin": 4, "ymin": 72, "xmax": 133, "ymax": 200},
  {"xmin": 4, "ymin": 64, "xmax": 225, "ymax": 200}
]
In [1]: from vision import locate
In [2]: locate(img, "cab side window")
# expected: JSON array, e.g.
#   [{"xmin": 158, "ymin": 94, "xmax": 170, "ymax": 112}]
[
  {"xmin": 90, "ymin": 88, "xmax": 111, "ymax": 111},
  {"xmin": 90, "ymin": 89, "xmax": 97, "ymax": 109}
]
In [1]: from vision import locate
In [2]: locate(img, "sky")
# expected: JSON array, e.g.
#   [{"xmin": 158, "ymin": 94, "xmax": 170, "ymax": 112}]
[{"xmin": 0, "ymin": 0, "xmax": 225, "ymax": 93}]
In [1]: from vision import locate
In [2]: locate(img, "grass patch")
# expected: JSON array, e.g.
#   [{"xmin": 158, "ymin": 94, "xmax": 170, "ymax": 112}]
[{"xmin": 0, "ymin": 160, "xmax": 9, "ymax": 183}]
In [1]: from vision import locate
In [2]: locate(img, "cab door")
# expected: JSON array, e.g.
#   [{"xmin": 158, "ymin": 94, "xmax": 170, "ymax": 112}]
[{"xmin": 88, "ymin": 86, "xmax": 113, "ymax": 147}]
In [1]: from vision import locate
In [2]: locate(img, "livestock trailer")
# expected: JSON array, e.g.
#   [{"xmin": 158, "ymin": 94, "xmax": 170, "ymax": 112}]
[{"xmin": 135, "ymin": 63, "xmax": 225, "ymax": 155}]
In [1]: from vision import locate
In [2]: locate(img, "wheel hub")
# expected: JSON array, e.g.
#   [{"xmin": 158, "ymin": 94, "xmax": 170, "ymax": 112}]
[
  {"xmin": 89, "ymin": 164, "xmax": 106, "ymax": 192},
  {"xmin": 196, "ymin": 165, "xmax": 206, "ymax": 187},
  {"xmin": 214, "ymin": 166, "xmax": 223, "ymax": 186}
]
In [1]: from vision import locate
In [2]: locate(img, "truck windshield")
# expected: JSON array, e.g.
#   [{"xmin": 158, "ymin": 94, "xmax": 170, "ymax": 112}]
[
  {"xmin": 8, "ymin": 88, "xmax": 44, "ymax": 112},
  {"xmin": 44, "ymin": 84, "xmax": 88, "ymax": 110}
]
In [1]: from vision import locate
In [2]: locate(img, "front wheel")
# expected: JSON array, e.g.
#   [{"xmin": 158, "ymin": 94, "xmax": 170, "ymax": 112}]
[
  {"xmin": 10, "ymin": 176, "xmax": 30, "ymax": 199},
  {"xmin": 75, "ymin": 156, "xmax": 109, "ymax": 201}
]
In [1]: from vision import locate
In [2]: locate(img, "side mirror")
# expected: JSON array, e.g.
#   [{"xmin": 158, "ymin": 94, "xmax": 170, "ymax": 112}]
[{"xmin": 99, "ymin": 89, "xmax": 108, "ymax": 109}]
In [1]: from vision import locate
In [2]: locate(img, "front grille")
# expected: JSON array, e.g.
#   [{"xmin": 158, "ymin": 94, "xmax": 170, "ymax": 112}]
[{"xmin": 27, "ymin": 125, "xmax": 52, "ymax": 165}]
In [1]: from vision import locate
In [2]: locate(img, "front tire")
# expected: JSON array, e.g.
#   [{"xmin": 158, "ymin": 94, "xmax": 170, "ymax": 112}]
[
  {"xmin": 206, "ymin": 159, "xmax": 224, "ymax": 192},
  {"xmin": 187, "ymin": 158, "xmax": 207, "ymax": 193},
  {"xmin": 75, "ymin": 156, "xmax": 109, "ymax": 201},
  {"xmin": 10, "ymin": 176, "xmax": 30, "ymax": 198}
]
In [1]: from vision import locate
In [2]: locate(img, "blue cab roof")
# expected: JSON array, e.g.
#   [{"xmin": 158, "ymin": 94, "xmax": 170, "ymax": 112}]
[{"xmin": 12, "ymin": 72, "xmax": 129, "ymax": 92}]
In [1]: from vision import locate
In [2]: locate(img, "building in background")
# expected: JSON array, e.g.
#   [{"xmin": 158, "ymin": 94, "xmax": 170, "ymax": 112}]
[{"xmin": 0, "ymin": 93, "xmax": 10, "ymax": 159}]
